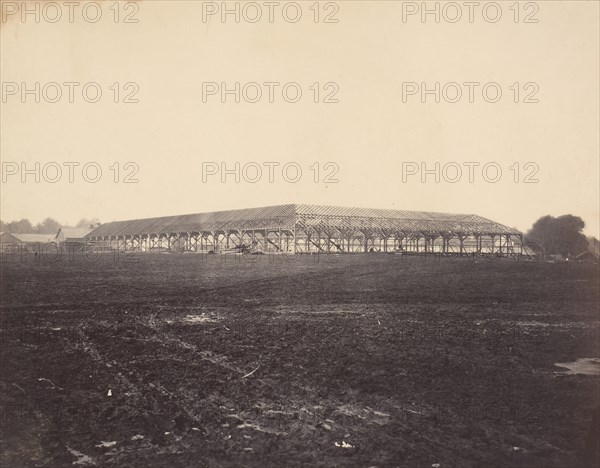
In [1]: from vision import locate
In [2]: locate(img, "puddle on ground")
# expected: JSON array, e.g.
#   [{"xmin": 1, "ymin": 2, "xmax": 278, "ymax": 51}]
[
  {"xmin": 554, "ymin": 358, "xmax": 600, "ymax": 375},
  {"xmin": 517, "ymin": 321, "xmax": 594, "ymax": 328},
  {"xmin": 183, "ymin": 314, "xmax": 218, "ymax": 324}
]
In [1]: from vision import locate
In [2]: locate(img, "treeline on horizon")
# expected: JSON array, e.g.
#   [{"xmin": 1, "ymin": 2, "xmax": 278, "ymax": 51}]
[{"xmin": 0, "ymin": 218, "xmax": 101, "ymax": 235}]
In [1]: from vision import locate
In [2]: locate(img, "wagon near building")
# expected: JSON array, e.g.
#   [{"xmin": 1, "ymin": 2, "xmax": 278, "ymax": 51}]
[{"xmin": 85, "ymin": 204, "xmax": 524, "ymax": 256}]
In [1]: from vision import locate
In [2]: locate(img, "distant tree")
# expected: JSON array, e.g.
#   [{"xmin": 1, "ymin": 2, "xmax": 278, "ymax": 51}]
[
  {"xmin": 76, "ymin": 218, "xmax": 101, "ymax": 228},
  {"xmin": 0, "ymin": 219, "xmax": 6, "ymax": 232},
  {"xmin": 588, "ymin": 236, "xmax": 600, "ymax": 256},
  {"xmin": 526, "ymin": 215, "xmax": 589, "ymax": 258},
  {"xmin": 34, "ymin": 217, "xmax": 62, "ymax": 234},
  {"xmin": 6, "ymin": 218, "xmax": 34, "ymax": 233}
]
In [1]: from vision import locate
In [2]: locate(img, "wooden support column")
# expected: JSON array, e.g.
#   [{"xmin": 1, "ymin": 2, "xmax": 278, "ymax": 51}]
[
  {"xmin": 293, "ymin": 225, "xmax": 297, "ymax": 253},
  {"xmin": 278, "ymin": 228, "xmax": 282, "ymax": 252}
]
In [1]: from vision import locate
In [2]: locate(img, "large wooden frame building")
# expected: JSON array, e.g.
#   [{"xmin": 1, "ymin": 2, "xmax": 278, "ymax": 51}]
[{"xmin": 86, "ymin": 204, "xmax": 523, "ymax": 255}]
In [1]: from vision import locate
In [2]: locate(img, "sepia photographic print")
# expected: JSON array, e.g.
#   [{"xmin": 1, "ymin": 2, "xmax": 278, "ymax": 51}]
[{"xmin": 1, "ymin": 1, "xmax": 599, "ymax": 467}]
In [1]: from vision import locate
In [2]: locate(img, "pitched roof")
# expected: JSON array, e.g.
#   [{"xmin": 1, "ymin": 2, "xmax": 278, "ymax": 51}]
[
  {"xmin": 10, "ymin": 233, "xmax": 55, "ymax": 243},
  {"xmin": 56, "ymin": 227, "xmax": 93, "ymax": 240},
  {"xmin": 0, "ymin": 232, "xmax": 22, "ymax": 243},
  {"xmin": 87, "ymin": 204, "xmax": 520, "ymax": 238},
  {"xmin": 88, "ymin": 205, "xmax": 297, "ymax": 237}
]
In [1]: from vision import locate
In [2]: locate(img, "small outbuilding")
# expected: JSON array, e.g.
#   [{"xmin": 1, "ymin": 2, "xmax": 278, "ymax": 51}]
[
  {"xmin": 0, "ymin": 232, "xmax": 55, "ymax": 252},
  {"xmin": 55, "ymin": 227, "xmax": 93, "ymax": 252}
]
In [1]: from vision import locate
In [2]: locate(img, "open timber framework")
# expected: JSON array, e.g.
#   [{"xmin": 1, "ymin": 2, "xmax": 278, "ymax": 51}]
[{"xmin": 85, "ymin": 204, "xmax": 524, "ymax": 256}]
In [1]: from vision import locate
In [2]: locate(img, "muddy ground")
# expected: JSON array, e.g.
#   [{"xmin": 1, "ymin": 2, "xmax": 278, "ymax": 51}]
[{"xmin": 0, "ymin": 252, "xmax": 598, "ymax": 467}]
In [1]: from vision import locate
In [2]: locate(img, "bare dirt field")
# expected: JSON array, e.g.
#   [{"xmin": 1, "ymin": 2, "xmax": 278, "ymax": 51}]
[{"xmin": 1, "ymin": 253, "xmax": 598, "ymax": 467}]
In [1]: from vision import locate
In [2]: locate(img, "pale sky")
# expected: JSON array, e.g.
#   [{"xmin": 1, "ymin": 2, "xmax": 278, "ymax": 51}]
[{"xmin": 1, "ymin": 0, "xmax": 599, "ymax": 236}]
